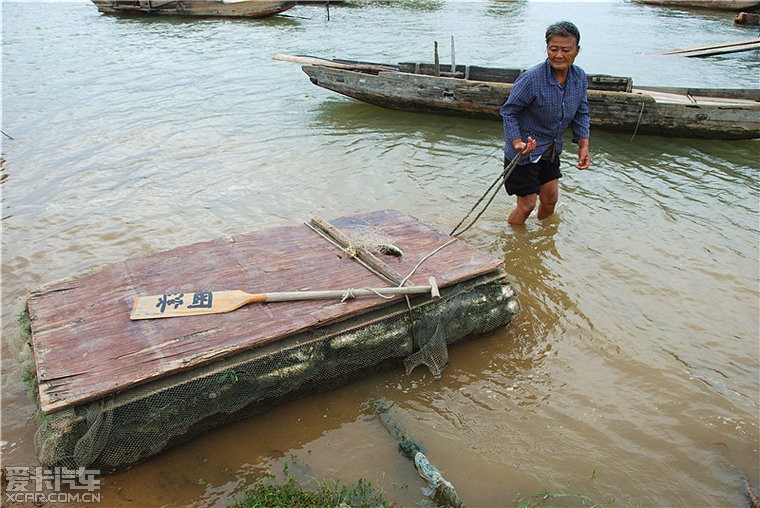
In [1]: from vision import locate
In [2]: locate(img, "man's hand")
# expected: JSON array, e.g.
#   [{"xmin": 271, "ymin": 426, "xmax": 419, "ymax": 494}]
[
  {"xmin": 513, "ymin": 136, "xmax": 537, "ymax": 156},
  {"xmin": 576, "ymin": 139, "xmax": 591, "ymax": 169}
]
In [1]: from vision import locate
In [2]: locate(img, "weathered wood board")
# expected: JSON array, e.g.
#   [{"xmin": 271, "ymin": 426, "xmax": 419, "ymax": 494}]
[
  {"xmin": 658, "ymin": 37, "xmax": 760, "ymax": 57},
  {"xmin": 28, "ymin": 210, "xmax": 503, "ymax": 414}
]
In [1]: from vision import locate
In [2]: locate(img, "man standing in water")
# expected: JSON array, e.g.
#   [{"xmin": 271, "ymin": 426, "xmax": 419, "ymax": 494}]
[{"xmin": 500, "ymin": 21, "xmax": 591, "ymax": 225}]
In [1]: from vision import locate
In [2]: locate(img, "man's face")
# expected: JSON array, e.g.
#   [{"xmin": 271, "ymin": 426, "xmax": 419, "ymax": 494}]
[{"xmin": 546, "ymin": 35, "xmax": 579, "ymax": 73}]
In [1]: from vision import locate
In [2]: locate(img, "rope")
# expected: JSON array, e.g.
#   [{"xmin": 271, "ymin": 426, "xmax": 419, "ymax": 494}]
[
  {"xmin": 400, "ymin": 238, "xmax": 457, "ymax": 286},
  {"xmin": 449, "ymin": 151, "xmax": 523, "ymax": 238},
  {"xmin": 340, "ymin": 287, "xmax": 398, "ymax": 302},
  {"xmin": 396, "ymin": 150, "xmax": 524, "ymax": 291},
  {"xmin": 631, "ymin": 100, "xmax": 645, "ymax": 141}
]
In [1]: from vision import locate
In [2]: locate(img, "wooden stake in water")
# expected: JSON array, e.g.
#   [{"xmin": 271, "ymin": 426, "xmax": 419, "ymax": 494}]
[
  {"xmin": 434, "ymin": 41, "xmax": 440, "ymax": 77},
  {"xmin": 451, "ymin": 35, "xmax": 456, "ymax": 75}
]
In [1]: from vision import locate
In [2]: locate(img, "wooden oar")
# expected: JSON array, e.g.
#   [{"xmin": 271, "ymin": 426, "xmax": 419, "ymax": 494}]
[
  {"xmin": 273, "ymin": 53, "xmax": 397, "ymax": 72},
  {"xmin": 130, "ymin": 277, "xmax": 440, "ymax": 320}
]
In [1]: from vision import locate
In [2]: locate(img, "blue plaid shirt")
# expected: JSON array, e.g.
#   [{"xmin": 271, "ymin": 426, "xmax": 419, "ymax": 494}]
[{"xmin": 500, "ymin": 59, "xmax": 591, "ymax": 165}]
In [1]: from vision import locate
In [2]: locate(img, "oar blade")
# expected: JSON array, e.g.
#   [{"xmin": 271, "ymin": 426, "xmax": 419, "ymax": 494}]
[{"xmin": 130, "ymin": 290, "xmax": 255, "ymax": 320}]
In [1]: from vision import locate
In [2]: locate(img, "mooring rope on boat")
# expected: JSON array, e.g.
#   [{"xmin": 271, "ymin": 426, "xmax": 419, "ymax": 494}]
[{"xmin": 631, "ymin": 100, "xmax": 646, "ymax": 141}]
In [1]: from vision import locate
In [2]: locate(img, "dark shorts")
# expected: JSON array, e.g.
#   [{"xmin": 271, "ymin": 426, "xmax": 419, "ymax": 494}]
[{"xmin": 504, "ymin": 156, "xmax": 562, "ymax": 196}]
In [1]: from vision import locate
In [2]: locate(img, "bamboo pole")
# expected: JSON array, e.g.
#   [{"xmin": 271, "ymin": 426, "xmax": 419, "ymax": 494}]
[{"xmin": 308, "ymin": 216, "xmax": 409, "ymax": 286}]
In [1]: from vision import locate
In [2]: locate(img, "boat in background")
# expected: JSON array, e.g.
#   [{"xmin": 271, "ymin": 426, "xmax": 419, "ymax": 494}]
[
  {"xmin": 631, "ymin": 0, "xmax": 760, "ymax": 11},
  {"xmin": 735, "ymin": 10, "xmax": 760, "ymax": 22},
  {"xmin": 90, "ymin": 0, "xmax": 296, "ymax": 17},
  {"xmin": 278, "ymin": 54, "xmax": 760, "ymax": 140}
]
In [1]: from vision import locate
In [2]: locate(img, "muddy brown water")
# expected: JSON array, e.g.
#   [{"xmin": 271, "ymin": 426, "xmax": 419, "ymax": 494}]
[{"xmin": 2, "ymin": 1, "xmax": 758, "ymax": 506}]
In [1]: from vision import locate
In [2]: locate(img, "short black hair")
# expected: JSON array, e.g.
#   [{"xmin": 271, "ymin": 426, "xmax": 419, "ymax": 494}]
[{"xmin": 545, "ymin": 21, "xmax": 581, "ymax": 46}]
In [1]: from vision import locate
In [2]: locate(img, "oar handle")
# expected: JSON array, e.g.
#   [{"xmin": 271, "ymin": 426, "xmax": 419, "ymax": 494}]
[
  {"xmin": 130, "ymin": 278, "xmax": 440, "ymax": 320},
  {"xmin": 260, "ymin": 283, "xmax": 437, "ymax": 303}
]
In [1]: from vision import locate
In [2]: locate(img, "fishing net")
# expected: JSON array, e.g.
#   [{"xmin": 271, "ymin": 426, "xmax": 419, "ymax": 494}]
[
  {"xmin": 18, "ymin": 272, "xmax": 519, "ymax": 473},
  {"xmin": 342, "ymin": 225, "xmax": 405, "ymax": 257}
]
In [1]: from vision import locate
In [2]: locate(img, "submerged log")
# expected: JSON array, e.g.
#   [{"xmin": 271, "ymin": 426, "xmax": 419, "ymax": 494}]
[{"xmin": 376, "ymin": 399, "xmax": 467, "ymax": 508}]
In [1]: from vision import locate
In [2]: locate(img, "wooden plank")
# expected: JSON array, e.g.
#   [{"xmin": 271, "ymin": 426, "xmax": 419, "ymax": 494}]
[
  {"xmin": 273, "ymin": 53, "xmax": 396, "ymax": 73},
  {"xmin": 28, "ymin": 210, "xmax": 503, "ymax": 413},
  {"xmin": 634, "ymin": 88, "xmax": 760, "ymax": 105},
  {"xmin": 659, "ymin": 38, "xmax": 760, "ymax": 57},
  {"xmin": 466, "ymin": 65, "xmax": 523, "ymax": 83},
  {"xmin": 588, "ymin": 74, "xmax": 633, "ymax": 92}
]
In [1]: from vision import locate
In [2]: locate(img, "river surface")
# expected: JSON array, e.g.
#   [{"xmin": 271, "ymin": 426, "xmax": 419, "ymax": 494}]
[{"xmin": 2, "ymin": 1, "xmax": 758, "ymax": 506}]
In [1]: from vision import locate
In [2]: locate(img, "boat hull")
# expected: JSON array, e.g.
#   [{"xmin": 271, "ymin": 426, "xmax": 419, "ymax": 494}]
[
  {"xmin": 90, "ymin": 0, "xmax": 296, "ymax": 17},
  {"xmin": 302, "ymin": 64, "xmax": 760, "ymax": 140},
  {"xmin": 632, "ymin": 0, "xmax": 760, "ymax": 11}
]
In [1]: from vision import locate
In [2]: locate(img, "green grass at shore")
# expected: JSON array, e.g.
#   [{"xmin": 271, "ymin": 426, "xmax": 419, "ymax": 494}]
[{"xmin": 230, "ymin": 473, "xmax": 391, "ymax": 508}]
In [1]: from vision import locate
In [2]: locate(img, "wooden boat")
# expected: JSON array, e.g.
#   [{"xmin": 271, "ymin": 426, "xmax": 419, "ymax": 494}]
[
  {"xmin": 631, "ymin": 0, "xmax": 760, "ymax": 11},
  {"xmin": 90, "ymin": 0, "xmax": 296, "ymax": 17},
  {"xmin": 279, "ymin": 54, "xmax": 760, "ymax": 140},
  {"xmin": 20, "ymin": 210, "xmax": 520, "ymax": 472}
]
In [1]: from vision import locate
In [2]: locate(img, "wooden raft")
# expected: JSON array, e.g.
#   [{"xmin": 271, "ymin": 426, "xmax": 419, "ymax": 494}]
[{"xmin": 28, "ymin": 210, "xmax": 503, "ymax": 414}]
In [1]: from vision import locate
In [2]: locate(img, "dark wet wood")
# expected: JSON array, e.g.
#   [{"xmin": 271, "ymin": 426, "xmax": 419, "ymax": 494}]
[{"xmin": 28, "ymin": 210, "xmax": 503, "ymax": 413}]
